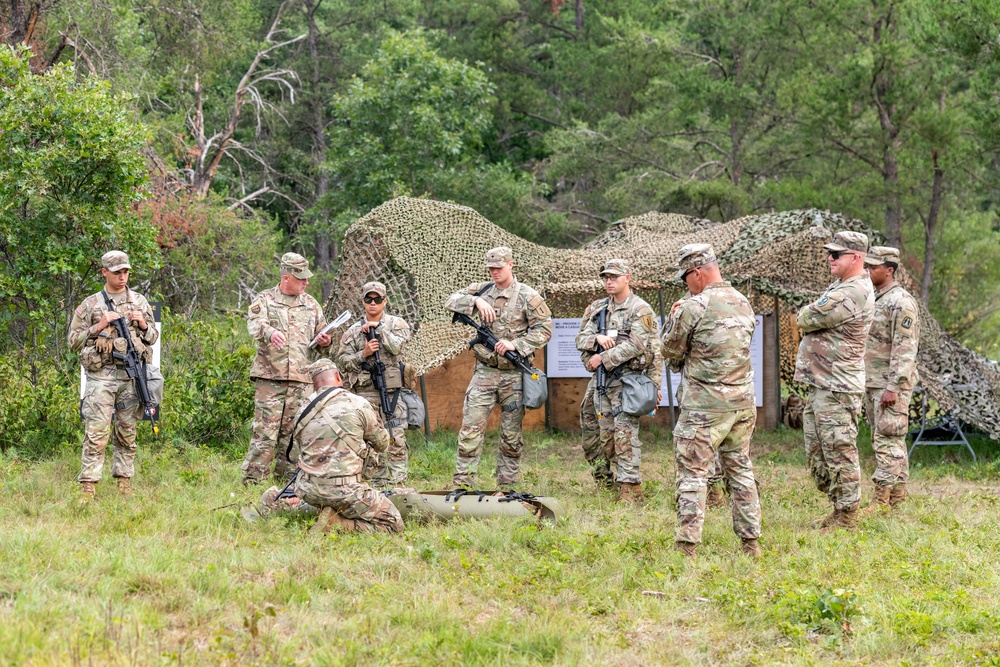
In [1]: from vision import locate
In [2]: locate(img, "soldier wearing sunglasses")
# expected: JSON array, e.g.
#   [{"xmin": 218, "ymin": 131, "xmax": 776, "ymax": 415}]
[
  {"xmin": 336, "ymin": 281, "xmax": 412, "ymax": 488},
  {"xmin": 795, "ymin": 231, "xmax": 875, "ymax": 533}
]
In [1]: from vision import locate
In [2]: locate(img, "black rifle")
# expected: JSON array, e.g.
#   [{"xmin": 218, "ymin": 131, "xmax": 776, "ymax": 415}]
[
  {"xmin": 101, "ymin": 290, "xmax": 159, "ymax": 435},
  {"xmin": 591, "ymin": 298, "xmax": 621, "ymax": 419},
  {"xmin": 361, "ymin": 325, "xmax": 397, "ymax": 442},
  {"xmin": 451, "ymin": 312, "xmax": 540, "ymax": 380}
]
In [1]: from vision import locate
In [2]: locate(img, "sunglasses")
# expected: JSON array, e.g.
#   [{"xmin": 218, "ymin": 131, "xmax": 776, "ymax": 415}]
[
  {"xmin": 828, "ymin": 250, "xmax": 853, "ymax": 260},
  {"xmin": 363, "ymin": 295, "xmax": 384, "ymax": 304},
  {"xmin": 681, "ymin": 268, "xmax": 697, "ymax": 282}
]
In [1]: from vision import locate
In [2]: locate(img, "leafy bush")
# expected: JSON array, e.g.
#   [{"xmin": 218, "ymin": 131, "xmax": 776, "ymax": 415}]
[{"xmin": 0, "ymin": 355, "xmax": 81, "ymax": 457}]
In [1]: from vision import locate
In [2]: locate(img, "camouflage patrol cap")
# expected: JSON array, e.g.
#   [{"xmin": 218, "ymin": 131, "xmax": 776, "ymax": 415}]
[
  {"xmin": 102, "ymin": 251, "xmax": 131, "ymax": 272},
  {"xmin": 674, "ymin": 243, "xmax": 717, "ymax": 281},
  {"xmin": 280, "ymin": 252, "xmax": 313, "ymax": 279},
  {"xmin": 823, "ymin": 231, "xmax": 869, "ymax": 254},
  {"xmin": 306, "ymin": 358, "xmax": 338, "ymax": 379},
  {"xmin": 599, "ymin": 259, "xmax": 630, "ymax": 276},
  {"xmin": 485, "ymin": 247, "xmax": 514, "ymax": 268},
  {"xmin": 864, "ymin": 246, "xmax": 900, "ymax": 266},
  {"xmin": 362, "ymin": 281, "xmax": 387, "ymax": 298}
]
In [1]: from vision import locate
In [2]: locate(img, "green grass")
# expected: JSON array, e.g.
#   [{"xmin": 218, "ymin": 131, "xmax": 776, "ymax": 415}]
[{"xmin": 1, "ymin": 427, "xmax": 1000, "ymax": 666}]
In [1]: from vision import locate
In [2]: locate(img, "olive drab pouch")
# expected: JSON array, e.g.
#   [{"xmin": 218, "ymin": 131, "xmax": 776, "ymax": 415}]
[
  {"xmin": 521, "ymin": 369, "xmax": 548, "ymax": 410},
  {"xmin": 80, "ymin": 345, "xmax": 104, "ymax": 372},
  {"xmin": 399, "ymin": 388, "xmax": 425, "ymax": 430},
  {"xmin": 383, "ymin": 364, "xmax": 403, "ymax": 390},
  {"xmin": 619, "ymin": 373, "xmax": 658, "ymax": 416}
]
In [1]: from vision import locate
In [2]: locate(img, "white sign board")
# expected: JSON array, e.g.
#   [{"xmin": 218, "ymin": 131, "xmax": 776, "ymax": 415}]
[{"xmin": 546, "ymin": 315, "xmax": 764, "ymax": 407}]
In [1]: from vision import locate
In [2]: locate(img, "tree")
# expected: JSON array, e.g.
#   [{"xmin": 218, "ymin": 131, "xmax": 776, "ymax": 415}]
[{"xmin": 0, "ymin": 45, "xmax": 155, "ymax": 357}]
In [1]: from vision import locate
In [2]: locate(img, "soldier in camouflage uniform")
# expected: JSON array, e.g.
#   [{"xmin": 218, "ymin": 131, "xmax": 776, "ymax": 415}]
[
  {"xmin": 242, "ymin": 253, "xmax": 332, "ymax": 485},
  {"xmin": 795, "ymin": 231, "xmax": 874, "ymax": 532},
  {"xmin": 576, "ymin": 259, "xmax": 661, "ymax": 504},
  {"xmin": 292, "ymin": 359, "xmax": 404, "ymax": 534},
  {"xmin": 68, "ymin": 251, "xmax": 159, "ymax": 502},
  {"xmin": 336, "ymin": 281, "xmax": 412, "ymax": 488},
  {"xmin": 861, "ymin": 246, "xmax": 919, "ymax": 512},
  {"xmin": 445, "ymin": 247, "xmax": 552, "ymax": 488},
  {"xmin": 661, "ymin": 244, "xmax": 762, "ymax": 557}
]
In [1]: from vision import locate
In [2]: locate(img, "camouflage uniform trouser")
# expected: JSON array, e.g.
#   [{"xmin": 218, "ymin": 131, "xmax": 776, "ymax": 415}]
[
  {"xmin": 803, "ymin": 387, "xmax": 862, "ymax": 511},
  {"xmin": 454, "ymin": 364, "xmax": 524, "ymax": 487},
  {"xmin": 863, "ymin": 387, "xmax": 911, "ymax": 487},
  {"xmin": 673, "ymin": 407, "xmax": 761, "ymax": 544},
  {"xmin": 78, "ymin": 371, "xmax": 141, "ymax": 483},
  {"xmin": 242, "ymin": 379, "xmax": 311, "ymax": 483},
  {"xmin": 358, "ymin": 389, "xmax": 409, "ymax": 487},
  {"xmin": 296, "ymin": 474, "xmax": 404, "ymax": 533},
  {"xmin": 579, "ymin": 376, "xmax": 642, "ymax": 485}
]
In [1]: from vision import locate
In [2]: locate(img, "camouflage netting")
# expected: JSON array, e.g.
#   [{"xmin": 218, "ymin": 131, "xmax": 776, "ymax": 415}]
[{"xmin": 331, "ymin": 197, "xmax": 1000, "ymax": 440}]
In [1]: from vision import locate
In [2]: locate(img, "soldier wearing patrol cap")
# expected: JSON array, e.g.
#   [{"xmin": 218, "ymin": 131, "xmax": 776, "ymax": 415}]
[
  {"xmin": 336, "ymin": 281, "xmax": 412, "ymax": 487},
  {"xmin": 444, "ymin": 246, "xmax": 552, "ymax": 489},
  {"xmin": 576, "ymin": 258, "xmax": 661, "ymax": 504},
  {"xmin": 795, "ymin": 231, "xmax": 875, "ymax": 532},
  {"xmin": 661, "ymin": 244, "xmax": 762, "ymax": 557},
  {"xmin": 291, "ymin": 359, "xmax": 404, "ymax": 534},
  {"xmin": 861, "ymin": 246, "xmax": 919, "ymax": 513},
  {"xmin": 242, "ymin": 252, "xmax": 332, "ymax": 485},
  {"xmin": 68, "ymin": 250, "xmax": 159, "ymax": 502}
]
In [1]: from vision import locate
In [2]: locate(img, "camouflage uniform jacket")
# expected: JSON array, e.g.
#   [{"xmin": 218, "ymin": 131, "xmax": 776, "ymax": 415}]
[
  {"xmin": 444, "ymin": 278, "xmax": 552, "ymax": 369},
  {"xmin": 576, "ymin": 292, "xmax": 658, "ymax": 377},
  {"xmin": 68, "ymin": 288, "xmax": 159, "ymax": 379},
  {"xmin": 795, "ymin": 273, "xmax": 874, "ymax": 393},
  {"xmin": 660, "ymin": 281, "xmax": 756, "ymax": 412},
  {"xmin": 336, "ymin": 314, "xmax": 411, "ymax": 391},
  {"xmin": 294, "ymin": 387, "xmax": 389, "ymax": 477},
  {"xmin": 865, "ymin": 282, "xmax": 920, "ymax": 392},
  {"xmin": 247, "ymin": 286, "xmax": 328, "ymax": 383}
]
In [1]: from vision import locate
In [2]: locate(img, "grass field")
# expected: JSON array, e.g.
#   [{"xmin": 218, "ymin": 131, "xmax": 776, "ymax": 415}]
[{"xmin": 1, "ymin": 425, "xmax": 999, "ymax": 666}]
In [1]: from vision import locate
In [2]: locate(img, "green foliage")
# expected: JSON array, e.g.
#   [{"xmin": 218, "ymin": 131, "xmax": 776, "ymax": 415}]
[
  {"xmin": 141, "ymin": 192, "xmax": 280, "ymax": 315},
  {"xmin": 0, "ymin": 355, "xmax": 80, "ymax": 457},
  {"xmin": 159, "ymin": 312, "xmax": 255, "ymax": 447},
  {"xmin": 0, "ymin": 45, "xmax": 156, "ymax": 353}
]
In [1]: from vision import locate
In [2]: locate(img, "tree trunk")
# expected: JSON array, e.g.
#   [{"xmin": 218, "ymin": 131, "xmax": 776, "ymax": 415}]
[
  {"xmin": 871, "ymin": 0, "xmax": 902, "ymax": 247},
  {"xmin": 304, "ymin": 0, "xmax": 334, "ymax": 302},
  {"xmin": 575, "ymin": 0, "xmax": 584, "ymax": 34},
  {"xmin": 920, "ymin": 150, "xmax": 943, "ymax": 305}
]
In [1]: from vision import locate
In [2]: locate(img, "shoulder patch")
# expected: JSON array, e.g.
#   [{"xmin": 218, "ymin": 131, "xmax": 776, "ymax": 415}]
[
  {"xmin": 817, "ymin": 296, "xmax": 829, "ymax": 307},
  {"xmin": 641, "ymin": 314, "xmax": 655, "ymax": 331},
  {"xmin": 901, "ymin": 316, "xmax": 912, "ymax": 329},
  {"xmin": 250, "ymin": 301, "xmax": 262, "ymax": 315},
  {"xmin": 665, "ymin": 318, "xmax": 674, "ymax": 334},
  {"xmin": 468, "ymin": 283, "xmax": 479, "ymax": 292},
  {"xmin": 75, "ymin": 304, "xmax": 87, "ymax": 317},
  {"xmin": 528, "ymin": 294, "xmax": 551, "ymax": 318}
]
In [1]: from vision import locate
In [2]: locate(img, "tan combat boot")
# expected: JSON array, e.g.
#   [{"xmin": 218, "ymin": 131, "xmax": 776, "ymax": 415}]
[
  {"xmin": 740, "ymin": 538, "xmax": 762, "ymax": 557},
  {"xmin": 617, "ymin": 482, "xmax": 645, "ymax": 505},
  {"xmin": 79, "ymin": 481, "xmax": 96, "ymax": 504},
  {"xmin": 116, "ymin": 477, "xmax": 133, "ymax": 496},
  {"xmin": 310, "ymin": 507, "xmax": 358, "ymax": 534},
  {"xmin": 858, "ymin": 485, "xmax": 890, "ymax": 518},
  {"xmin": 810, "ymin": 508, "xmax": 840, "ymax": 529},
  {"xmin": 675, "ymin": 541, "xmax": 697, "ymax": 558},
  {"xmin": 889, "ymin": 485, "xmax": 907, "ymax": 507},
  {"xmin": 820, "ymin": 506, "xmax": 858, "ymax": 534},
  {"xmin": 706, "ymin": 484, "xmax": 727, "ymax": 508}
]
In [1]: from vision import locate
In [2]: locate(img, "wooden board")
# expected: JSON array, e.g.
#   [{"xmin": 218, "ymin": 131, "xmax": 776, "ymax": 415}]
[{"xmin": 420, "ymin": 349, "xmax": 546, "ymax": 432}]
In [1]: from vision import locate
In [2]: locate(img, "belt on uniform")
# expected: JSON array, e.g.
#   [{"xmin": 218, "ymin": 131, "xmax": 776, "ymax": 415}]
[
  {"xmin": 386, "ymin": 418, "xmax": 405, "ymax": 428},
  {"xmin": 325, "ymin": 475, "xmax": 361, "ymax": 486}
]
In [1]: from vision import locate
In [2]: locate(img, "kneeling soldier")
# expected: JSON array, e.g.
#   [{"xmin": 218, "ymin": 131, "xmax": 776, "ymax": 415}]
[{"xmin": 292, "ymin": 359, "xmax": 404, "ymax": 534}]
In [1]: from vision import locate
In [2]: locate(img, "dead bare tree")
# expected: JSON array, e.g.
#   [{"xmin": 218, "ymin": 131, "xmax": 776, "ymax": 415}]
[{"xmin": 184, "ymin": 0, "xmax": 305, "ymax": 198}]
